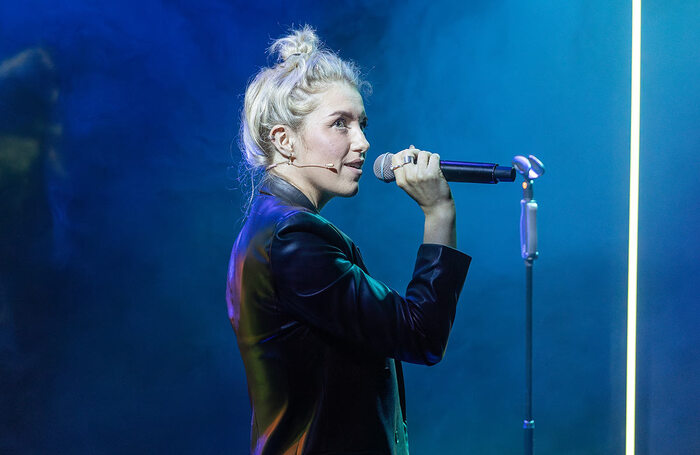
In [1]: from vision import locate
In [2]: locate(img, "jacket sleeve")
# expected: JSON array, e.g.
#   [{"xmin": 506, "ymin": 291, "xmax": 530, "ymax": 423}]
[{"xmin": 269, "ymin": 211, "xmax": 471, "ymax": 365}]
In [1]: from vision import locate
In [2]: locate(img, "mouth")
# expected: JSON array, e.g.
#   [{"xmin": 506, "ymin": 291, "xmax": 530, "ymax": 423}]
[{"xmin": 345, "ymin": 160, "xmax": 364, "ymax": 171}]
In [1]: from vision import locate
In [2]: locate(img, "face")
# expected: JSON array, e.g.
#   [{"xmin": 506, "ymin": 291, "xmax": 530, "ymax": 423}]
[{"xmin": 293, "ymin": 82, "xmax": 370, "ymax": 208}]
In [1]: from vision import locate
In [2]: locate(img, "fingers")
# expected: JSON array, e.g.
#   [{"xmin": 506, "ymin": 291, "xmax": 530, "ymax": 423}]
[
  {"xmin": 391, "ymin": 146, "xmax": 452, "ymax": 211},
  {"xmin": 394, "ymin": 146, "xmax": 434, "ymax": 173},
  {"xmin": 392, "ymin": 147, "xmax": 417, "ymax": 187},
  {"xmin": 427, "ymin": 152, "xmax": 442, "ymax": 177},
  {"xmin": 414, "ymin": 150, "xmax": 430, "ymax": 178},
  {"xmin": 396, "ymin": 147, "xmax": 416, "ymax": 166}
]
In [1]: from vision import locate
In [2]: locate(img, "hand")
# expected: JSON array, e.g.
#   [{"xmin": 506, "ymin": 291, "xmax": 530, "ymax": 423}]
[{"xmin": 392, "ymin": 146, "xmax": 454, "ymax": 216}]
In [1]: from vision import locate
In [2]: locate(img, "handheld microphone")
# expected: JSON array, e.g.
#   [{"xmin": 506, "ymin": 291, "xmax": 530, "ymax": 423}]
[{"xmin": 373, "ymin": 153, "xmax": 516, "ymax": 184}]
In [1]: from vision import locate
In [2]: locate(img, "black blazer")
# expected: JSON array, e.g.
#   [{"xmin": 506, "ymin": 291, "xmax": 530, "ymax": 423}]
[{"xmin": 226, "ymin": 175, "xmax": 471, "ymax": 454}]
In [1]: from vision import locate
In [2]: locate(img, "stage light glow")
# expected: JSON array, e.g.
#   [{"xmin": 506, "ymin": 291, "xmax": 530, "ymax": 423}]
[{"xmin": 626, "ymin": 1, "xmax": 641, "ymax": 454}]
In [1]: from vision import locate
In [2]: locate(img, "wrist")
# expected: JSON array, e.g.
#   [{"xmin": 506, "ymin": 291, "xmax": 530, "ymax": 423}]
[
  {"xmin": 422, "ymin": 200, "xmax": 456, "ymax": 219},
  {"xmin": 422, "ymin": 204, "xmax": 457, "ymax": 248}
]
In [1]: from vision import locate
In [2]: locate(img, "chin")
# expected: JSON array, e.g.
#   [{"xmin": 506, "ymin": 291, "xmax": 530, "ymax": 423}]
[{"xmin": 337, "ymin": 182, "xmax": 360, "ymax": 198}]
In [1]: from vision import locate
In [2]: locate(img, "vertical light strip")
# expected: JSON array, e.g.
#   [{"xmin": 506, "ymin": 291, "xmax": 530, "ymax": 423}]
[{"xmin": 626, "ymin": 1, "xmax": 641, "ymax": 454}]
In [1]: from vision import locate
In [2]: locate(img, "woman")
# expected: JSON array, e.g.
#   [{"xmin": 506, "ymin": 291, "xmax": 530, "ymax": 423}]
[{"xmin": 227, "ymin": 26, "xmax": 471, "ymax": 455}]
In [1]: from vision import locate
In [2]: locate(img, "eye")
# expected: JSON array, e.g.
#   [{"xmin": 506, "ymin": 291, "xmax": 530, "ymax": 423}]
[
  {"xmin": 332, "ymin": 117, "xmax": 348, "ymax": 129},
  {"xmin": 360, "ymin": 118, "xmax": 368, "ymax": 131}
]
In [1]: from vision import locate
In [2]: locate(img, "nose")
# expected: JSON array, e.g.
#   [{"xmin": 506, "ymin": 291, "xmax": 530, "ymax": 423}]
[{"xmin": 353, "ymin": 128, "xmax": 370, "ymax": 156}]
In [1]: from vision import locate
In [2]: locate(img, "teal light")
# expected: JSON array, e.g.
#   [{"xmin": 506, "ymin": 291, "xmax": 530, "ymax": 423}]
[{"xmin": 626, "ymin": 1, "xmax": 641, "ymax": 454}]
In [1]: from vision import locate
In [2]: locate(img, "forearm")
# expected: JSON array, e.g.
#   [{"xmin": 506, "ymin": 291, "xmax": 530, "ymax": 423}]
[{"xmin": 422, "ymin": 201, "xmax": 457, "ymax": 248}]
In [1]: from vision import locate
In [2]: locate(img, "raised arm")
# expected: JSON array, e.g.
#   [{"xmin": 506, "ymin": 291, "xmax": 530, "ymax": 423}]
[{"xmin": 269, "ymin": 212, "xmax": 470, "ymax": 365}]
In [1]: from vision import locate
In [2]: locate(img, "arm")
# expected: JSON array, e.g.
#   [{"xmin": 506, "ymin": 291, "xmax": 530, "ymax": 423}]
[
  {"xmin": 391, "ymin": 147, "xmax": 457, "ymax": 248},
  {"xmin": 269, "ymin": 212, "xmax": 470, "ymax": 365},
  {"xmin": 423, "ymin": 201, "xmax": 457, "ymax": 247}
]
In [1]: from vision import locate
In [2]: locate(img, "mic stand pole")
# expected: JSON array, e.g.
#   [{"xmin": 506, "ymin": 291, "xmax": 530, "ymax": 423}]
[
  {"xmin": 512, "ymin": 155, "xmax": 545, "ymax": 455},
  {"xmin": 522, "ymin": 180, "xmax": 536, "ymax": 455}
]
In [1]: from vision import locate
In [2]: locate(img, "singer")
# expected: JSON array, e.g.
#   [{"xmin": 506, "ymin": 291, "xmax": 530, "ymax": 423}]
[{"xmin": 226, "ymin": 26, "xmax": 472, "ymax": 455}]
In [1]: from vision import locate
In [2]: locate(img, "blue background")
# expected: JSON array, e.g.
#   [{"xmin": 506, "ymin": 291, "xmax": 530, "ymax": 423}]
[{"xmin": 0, "ymin": 1, "xmax": 697, "ymax": 453}]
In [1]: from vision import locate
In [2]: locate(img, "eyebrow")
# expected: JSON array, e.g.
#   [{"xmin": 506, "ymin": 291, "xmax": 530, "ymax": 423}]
[{"xmin": 327, "ymin": 110, "xmax": 368, "ymax": 121}]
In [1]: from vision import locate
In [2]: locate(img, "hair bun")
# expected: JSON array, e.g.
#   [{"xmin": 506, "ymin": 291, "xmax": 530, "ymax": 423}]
[{"xmin": 270, "ymin": 25, "xmax": 319, "ymax": 63}]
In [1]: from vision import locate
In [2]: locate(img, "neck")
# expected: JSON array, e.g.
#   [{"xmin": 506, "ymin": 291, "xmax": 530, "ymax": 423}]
[{"xmin": 269, "ymin": 169, "xmax": 332, "ymax": 211}]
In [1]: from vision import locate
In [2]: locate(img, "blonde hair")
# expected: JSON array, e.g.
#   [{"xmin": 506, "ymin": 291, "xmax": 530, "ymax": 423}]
[{"xmin": 237, "ymin": 25, "xmax": 367, "ymax": 210}]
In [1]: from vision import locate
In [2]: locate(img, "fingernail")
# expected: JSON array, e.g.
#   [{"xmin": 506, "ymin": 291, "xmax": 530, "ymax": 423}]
[{"xmin": 409, "ymin": 145, "xmax": 415, "ymax": 149}]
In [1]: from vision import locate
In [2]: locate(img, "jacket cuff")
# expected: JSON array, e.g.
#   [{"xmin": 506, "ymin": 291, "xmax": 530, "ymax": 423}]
[{"xmin": 417, "ymin": 243, "xmax": 472, "ymax": 286}]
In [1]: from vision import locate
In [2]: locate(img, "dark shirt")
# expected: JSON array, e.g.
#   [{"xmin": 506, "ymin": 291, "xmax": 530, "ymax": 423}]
[{"xmin": 226, "ymin": 175, "xmax": 471, "ymax": 454}]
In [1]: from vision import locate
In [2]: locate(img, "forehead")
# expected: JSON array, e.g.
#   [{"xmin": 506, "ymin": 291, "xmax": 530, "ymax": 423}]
[{"xmin": 313, "ymin": 83, "xmax": 365, "ymax": 117}]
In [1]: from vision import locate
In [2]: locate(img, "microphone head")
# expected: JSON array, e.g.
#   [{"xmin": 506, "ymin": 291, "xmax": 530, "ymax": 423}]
[{"xmin": 373, "ymin": 153, "xmax": 396, "ymax": 182}]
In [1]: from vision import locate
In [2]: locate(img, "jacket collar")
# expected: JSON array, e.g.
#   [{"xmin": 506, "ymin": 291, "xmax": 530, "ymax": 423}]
[{"xmin": 259, "ymin": 174, "xmax": 319, "ymax": 214}]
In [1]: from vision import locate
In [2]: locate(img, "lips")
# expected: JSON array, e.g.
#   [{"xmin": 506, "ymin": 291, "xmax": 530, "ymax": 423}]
[{"xmin": 345, "ymin": 160, "xmax": 364, "ymax": 169}]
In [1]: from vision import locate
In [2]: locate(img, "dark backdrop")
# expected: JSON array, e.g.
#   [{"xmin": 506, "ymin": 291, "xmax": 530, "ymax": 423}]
[{"xmin": 1, "ymin": 1, "xmax": 698, "ymax": 454}]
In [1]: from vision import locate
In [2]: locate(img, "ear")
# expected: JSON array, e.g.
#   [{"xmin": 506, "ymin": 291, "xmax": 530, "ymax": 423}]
[{"xmin": 270, "ymin": 124, "xmax": 296, "ymax": 156}]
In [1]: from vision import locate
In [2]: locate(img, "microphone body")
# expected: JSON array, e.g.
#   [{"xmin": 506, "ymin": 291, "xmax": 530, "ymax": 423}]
[
  {"xmin": 440, "ymin": 160, "xmax": 515, "ymax": 183},
  {"xmin": 373, "ymin": 153, "xmax": 515, "ymax": 184}
]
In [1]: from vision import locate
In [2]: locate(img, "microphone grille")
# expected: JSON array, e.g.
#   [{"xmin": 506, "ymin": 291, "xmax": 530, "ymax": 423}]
[{"xmin": 372, "ymin": 153, "xmax": 396, "ymax": 182}]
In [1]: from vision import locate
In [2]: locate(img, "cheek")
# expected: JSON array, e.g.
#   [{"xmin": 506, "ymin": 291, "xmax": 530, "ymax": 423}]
[{"xmin": 309, "ymin": 135, "xmax": 348, "ymax": 161}]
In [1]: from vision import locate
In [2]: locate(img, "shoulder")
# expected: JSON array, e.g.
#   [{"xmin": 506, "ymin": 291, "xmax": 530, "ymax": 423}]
[
  {"xmin": 273, "ymin": 210, "xmax": 351, "ymax": 252},
  {"xmin": 238, "ymin": 193, "xmax": 355, "ymax": 261},
  {"xmin": 241, "ymin": 194, "xmax": 319, "ymax": 241},
  {"xmin": 275, "ymin": 210, "xmax": 333, "ymax": 236}
]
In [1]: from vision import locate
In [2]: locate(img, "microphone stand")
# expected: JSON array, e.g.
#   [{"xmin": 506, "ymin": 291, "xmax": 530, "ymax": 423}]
[{"xmin": 512, "ymin": 155, "xmax": 545, "ymax": 455}]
